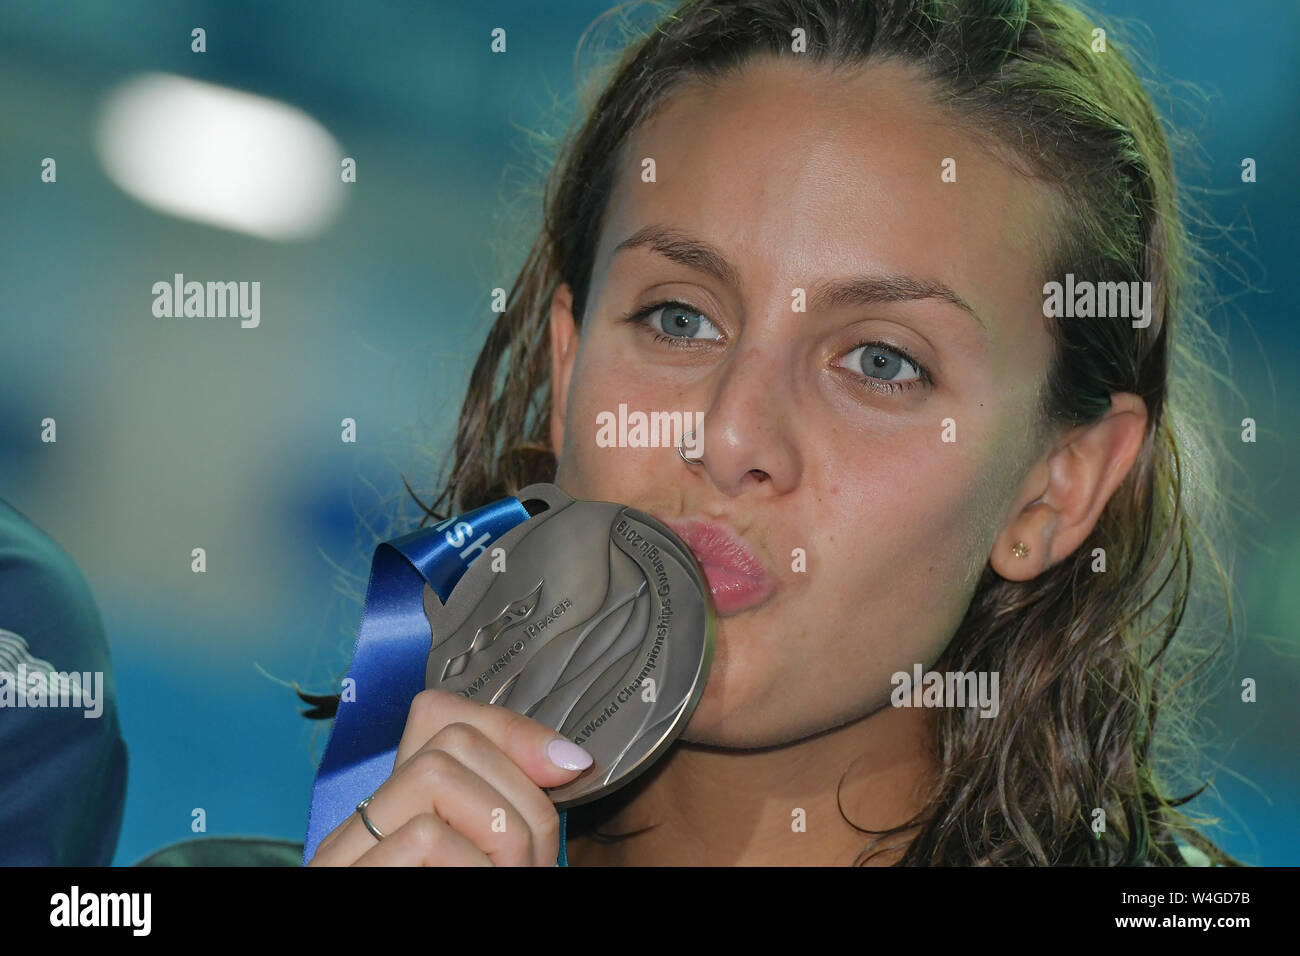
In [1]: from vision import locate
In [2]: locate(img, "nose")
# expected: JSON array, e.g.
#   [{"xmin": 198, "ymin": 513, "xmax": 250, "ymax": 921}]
[{"xmin": 688, "ymin": 342, "xmax": 801, "ymax": 498}]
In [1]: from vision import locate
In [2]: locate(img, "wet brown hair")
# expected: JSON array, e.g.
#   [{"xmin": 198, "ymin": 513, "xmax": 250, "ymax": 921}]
[{"xmin": 307, "ymin": 0, "xmax": 1242, "ymax": 865}]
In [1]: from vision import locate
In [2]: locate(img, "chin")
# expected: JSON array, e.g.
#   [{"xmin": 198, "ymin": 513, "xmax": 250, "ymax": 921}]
[
  {"xmin": 673, "ymin": 628, "xmax": 780, "ymax": 748},
  {"xmin": 678, "ymin": 711, "xmax": 815, "ymax": 750},
  {"xmin": 678, "ymin": 670, "xmax": 895, "ymax": 750},
  {"xmin": 677, "ymin": 678, "xmax": 791, "ymax": 749},
  {"xmin": 677, "ymin": 677, "xmax": 747, "ymax": 747}
]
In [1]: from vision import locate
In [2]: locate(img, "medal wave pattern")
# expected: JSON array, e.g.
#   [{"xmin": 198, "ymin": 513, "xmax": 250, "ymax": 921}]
[
  {"xmin": 439, "ymin": 581, "xmax": 544, "ymax": 681},
  {"xmin": 425, "ymin": 514, "xmax": 710, "ymax": 805}
]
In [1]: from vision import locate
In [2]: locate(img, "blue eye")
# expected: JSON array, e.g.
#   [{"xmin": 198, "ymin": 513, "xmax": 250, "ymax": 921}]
[
  {"xmin": 627, "ymin": 300, "xmax": 724, "ymax": 341},
  {"xmin": 841, "ymin": 342, "xmax": 923, "ymax": 383}
]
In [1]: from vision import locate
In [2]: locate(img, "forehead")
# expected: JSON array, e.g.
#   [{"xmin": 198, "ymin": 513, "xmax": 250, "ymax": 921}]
[{"xmin": 595, "ymin": 55, "xmax": 1058, "ymax": 339}]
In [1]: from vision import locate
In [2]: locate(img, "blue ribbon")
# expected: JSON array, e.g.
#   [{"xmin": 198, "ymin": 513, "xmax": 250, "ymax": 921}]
[{"xmin": 303, "ymin": 496, "xmax": 575, "ymax": 865}]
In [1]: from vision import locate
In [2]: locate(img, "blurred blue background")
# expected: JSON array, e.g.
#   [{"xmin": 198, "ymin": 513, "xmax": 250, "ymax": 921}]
[{"xmin": 0, "ymin": 0, "xmax": 1295, "ymax": 866}]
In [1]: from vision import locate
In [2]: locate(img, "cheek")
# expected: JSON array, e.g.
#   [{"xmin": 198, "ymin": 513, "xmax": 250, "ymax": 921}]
[
  {"xmin": 554, "ymin": 339, "xmax": 684, "ymax": 499},
  {"xmin": 899, "ymin": 444, "xmax": 990, "ymax": 588},
  {"xmin": 833, "ymin": 424, "xmax": 991, "ymax": 582},
  {"xmin": 803, "ymin": 429, "xmax": 997, "ymax": 681}
]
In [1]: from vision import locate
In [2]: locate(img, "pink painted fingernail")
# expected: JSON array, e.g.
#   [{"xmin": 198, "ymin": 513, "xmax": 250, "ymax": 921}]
[{"xmin": 547, "ymin": 738, "xmax": 593, "ymax": 770}]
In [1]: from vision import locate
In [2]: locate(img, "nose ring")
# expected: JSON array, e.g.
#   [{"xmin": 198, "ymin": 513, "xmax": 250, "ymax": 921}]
[{"xmin": 679, "ymin": 430, "xmax": 703, "ymax": 465}]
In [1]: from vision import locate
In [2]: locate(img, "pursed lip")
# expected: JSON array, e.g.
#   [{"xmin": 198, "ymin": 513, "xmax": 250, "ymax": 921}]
[{"xmin": 661, "ymin": 517, "xmax": 776, "ymax": 616}]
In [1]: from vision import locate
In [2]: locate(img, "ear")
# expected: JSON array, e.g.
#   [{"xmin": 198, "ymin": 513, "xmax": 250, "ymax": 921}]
[
  {"xmin": 990, "ymin": 393, "xmax": 1149, "ymax": 581},
  {"xmin": 548, "ymin": 282, "xmax": 580, "ymax": 456}
]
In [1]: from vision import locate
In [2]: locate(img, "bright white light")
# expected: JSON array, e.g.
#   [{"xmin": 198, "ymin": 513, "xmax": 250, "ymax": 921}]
[{"xmin": 95, "ymin": 73, "xmax": 345, "ymax": 241}]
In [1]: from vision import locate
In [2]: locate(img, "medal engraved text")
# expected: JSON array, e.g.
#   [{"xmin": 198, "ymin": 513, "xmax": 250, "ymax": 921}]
[
  {"xmin": 460, "ymin": 597, "xmax": 573, "ymax": 698},
  {"xmin": 573, "ymin": 522, "xmax": 674, "ymax": 744}
]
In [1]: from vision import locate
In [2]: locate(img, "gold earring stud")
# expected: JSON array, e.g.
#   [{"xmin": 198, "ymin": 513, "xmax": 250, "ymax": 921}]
[{"xmin": 1011, "ymin": 541, "xmax": 1029, "ymax": 559}]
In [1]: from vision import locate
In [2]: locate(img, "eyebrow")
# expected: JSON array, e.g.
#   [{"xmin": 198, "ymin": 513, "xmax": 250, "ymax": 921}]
[{"xmin": 613, "ymin": 223, "xmax": 987, "ymax": 335}]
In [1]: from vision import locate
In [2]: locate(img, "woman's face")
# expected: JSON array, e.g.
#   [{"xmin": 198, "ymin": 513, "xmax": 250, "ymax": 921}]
[{"xmin": 550, "ymin": 55, "xmax": 1059, "ymax": 748}]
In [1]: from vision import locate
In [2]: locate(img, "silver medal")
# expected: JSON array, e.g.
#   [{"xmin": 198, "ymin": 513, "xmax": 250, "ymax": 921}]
[{"xmin": 423, "ymin": 482, "xmax": 715, "ymax": 808}]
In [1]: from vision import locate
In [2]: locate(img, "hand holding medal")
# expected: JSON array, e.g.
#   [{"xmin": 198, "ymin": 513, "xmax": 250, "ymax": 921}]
[{"xmin": 304, "ymin": 483, "xmax": 714, "ymax": 865}]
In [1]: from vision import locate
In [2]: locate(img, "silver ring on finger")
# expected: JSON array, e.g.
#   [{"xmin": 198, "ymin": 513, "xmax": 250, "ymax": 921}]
[{"xmin": 356, "ymin": 795, "xmax": 387, "ymax": 842}]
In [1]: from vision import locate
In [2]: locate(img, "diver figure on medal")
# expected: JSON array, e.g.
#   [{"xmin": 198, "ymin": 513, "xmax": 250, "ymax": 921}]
[{"xmin": 423, "ymin": 482, "xmax": 715, "ymax": 808}]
